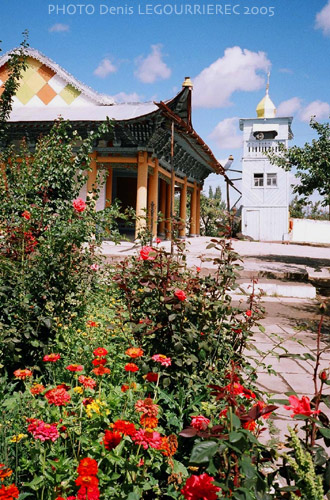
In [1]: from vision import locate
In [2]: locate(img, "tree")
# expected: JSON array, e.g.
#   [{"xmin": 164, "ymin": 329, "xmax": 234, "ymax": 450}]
[
  {"xmin": 268, "ymin": 119, "xmax": 330, "ymax": 219},
  {"xmin": 200, "ymin": 186, "xmax": 226, "ymax": 236}
]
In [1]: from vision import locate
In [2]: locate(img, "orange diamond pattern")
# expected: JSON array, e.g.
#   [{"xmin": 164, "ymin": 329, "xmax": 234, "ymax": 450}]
[
  {"xmin": 37, "ymin": 64, "xmax": 56, "ymax": 82},
  {"xmin": 37, "ymin": 83, "xmax": 57, "ymax": 105}
]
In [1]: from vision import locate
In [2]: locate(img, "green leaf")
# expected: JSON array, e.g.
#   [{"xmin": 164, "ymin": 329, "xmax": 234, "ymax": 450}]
[
  {"xmin": 190, "ymin": 441, "xmax": 219, "ymax": 464},
  {"xmin": 319, "ymin": 427, "xmax": 330, "ymax": 438}
]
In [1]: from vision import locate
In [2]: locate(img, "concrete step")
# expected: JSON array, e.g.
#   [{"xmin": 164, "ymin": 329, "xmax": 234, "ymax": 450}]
[{"xmin": 234, "ymin": 279, "xmax": 316, "ymax": 299}]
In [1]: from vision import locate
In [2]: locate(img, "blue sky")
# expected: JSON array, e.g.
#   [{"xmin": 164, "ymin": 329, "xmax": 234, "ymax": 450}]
[{"xmin": 1, "ymin": 0, "xmax": 330, "ymax": 201}]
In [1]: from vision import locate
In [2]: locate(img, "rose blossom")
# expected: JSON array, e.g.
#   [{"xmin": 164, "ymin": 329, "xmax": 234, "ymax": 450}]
[
  {"xmin": 72, "ymin": 198, "xmax": 86, "ymax": 213},
  {"xmin": 181, "ymin": 473, "xmax": 221, "ymax": 500},
  {"xmin": 139, "ymin": 246, "xmax": 155, "ymax": 261},
  {"xmin": 284, "ymin": 395, "xmax": 320, "ymax": 418},
  {"xmin": 191, "ymin": 415, "xmax": 210, "ymax": 431},
  {"xmin": 174, "ymin": 289, "xmax": 187, "ymax": 301}
]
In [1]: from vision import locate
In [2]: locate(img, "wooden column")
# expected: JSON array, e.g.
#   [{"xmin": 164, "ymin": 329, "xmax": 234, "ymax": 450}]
[
  {"xmin": 105, "ymin": 168, "xmax": 113, "ymax": 207},
  {"xmin": 87, "ymin": 151, "xmax": 97, "ymax": 195},
  {"xmin": 159, "ymin": 179, "xmax": 166, "ymax": 236},
  {"xmin": 147, "ymin": 160, "xmax": 159, "ymax": 238},
  {"xmin": 196, "ymin": 185, "xmax": 201, "ymax": 236},
  {"xmin": 189, "ymin": 182, "xmax": 197, "ymax": 236},
  {"xmin": 165, "ymin": 182, "xmax": 171, "ymax": 240},
  {"xmin": 179, "ymin": 176, "xmax": 187, "ymax": 238},
  {"xmin": 135, "ymin": 152, "xmax": 148, "ymax": 239}
]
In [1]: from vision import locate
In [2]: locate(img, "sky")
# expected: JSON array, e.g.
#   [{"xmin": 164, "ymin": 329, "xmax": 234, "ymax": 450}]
[{"xmin": 1, "ymin": 0, "xmax": 330, "ymax": 203}]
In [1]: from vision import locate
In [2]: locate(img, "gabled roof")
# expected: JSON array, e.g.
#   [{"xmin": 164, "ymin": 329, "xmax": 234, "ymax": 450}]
[{"xmin": 0, "ymin": 47, "xmax": 114, "ymax": 105}]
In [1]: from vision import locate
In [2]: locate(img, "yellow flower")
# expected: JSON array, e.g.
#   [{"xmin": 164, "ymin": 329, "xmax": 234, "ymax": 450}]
[
  {"xmin": 74, "ymin": 386, "xmax": 83, "ymax": 394},
  {"xmin": 10, "ymin": 434, "xmax": 27, "ymax": 443},
  {"xmin": 57, "ymin": 323, "xmax": 62, "ymax": 327}
]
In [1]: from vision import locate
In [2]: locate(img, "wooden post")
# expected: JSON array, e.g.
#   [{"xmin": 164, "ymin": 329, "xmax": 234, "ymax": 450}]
[
  {"xmin": 165, "ymin": 182, "xmax": 171, "ymax": 240},
  {"xmin": 105, "ymin": 168, "xmax": 113, "ymax": 207},
  {"xmin": 148, "ymin": 160, "xmax": 159, "ymax": 238},
  {"xmin": 87, "ymin": 151, "xmax": 98, "ymax": 195},
  {"xmin": 179, "ymin": 176, "xmax": 187, "ymax": 238},
  {"xmin": 159, "ymin": 179, "xmax": 166, "ymax": 236},
  {"xmin": 189, "ymin": 182, "xmax": 197, "ymax": 236},
  {"xmin": 196, "ymin": 185, "xmax": 201, "ymax": 236},
  {"xmin": 135, "ymin": 151, "xmax": 148, "ymax": 239}
]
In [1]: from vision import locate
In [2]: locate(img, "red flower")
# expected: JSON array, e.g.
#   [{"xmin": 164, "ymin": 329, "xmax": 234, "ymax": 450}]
[
  {"xmin": 145, "ymin": 372, "xmax": 158, "ymax": 383},
  {"xmin": 43, "ymin": 353, "xmax": 61, "ymax": 362},
  {"xmin": 151, "ymin": 354, "xmax": 172, "ymax": 367},
  {"xmin": 139, "ymin": 246, "xmax": 155, "ymax": 261},
  {"xmin": 121, "ymin": 384, "xmax": 129, "ymax": 393},
  {"xmin": 30, "ymin": 383, "xmax": 45, "ymax": 395},
  {"xmin": 76, "ymin": 476, "xmax": 98, "ymax": 488},
  {"xmin": 155, "ymin": 238, "xmax": 161, "ymax": 244},
  {"xmin": 92, "ymin": 366, "xmax": 110, "ymax": 376},
  {"xmin": 125, "ymin": 347, "xmax": 144, "ymax": 358},
  {"xmin": 243, "ymin": 420, "xmax": 256, "ymax": 431},
  {"xmin": 135, "ymin": 398, "xmax": 159, "ymax": 417},
  {"xmin": 196, "ymin": 266, "xmax": 201, "ymax": 272},
  {"xmin": 0, "ymin": 464, "xmax": 12, "ymax": 481},
  {"xmin": 27, "ymin": 419, "xmax": 59, "ymax": 442},
  {"xmin": 181, "ymin": 473, "xmax": 221, "ymax": 500},
  {"xmin": 21, "ymin": 210, "xmax": 31, "ymax": 220},
  {"xmin": 174, "ymin": 289, "xmax": 187, "ymax": 301},
  {"xmin": 13, "ymin": 369, "xmax": 32, "ymax": 380},
  {"xmin": 92, "ymin": 358, "xmax": 107, "ymax": 366},
  {"xmin": 77, "ymin": 458, "xmax": 98, "ymax": 477},
  {"xmin": 45, "ymin": 386, "xmax": 71, "ymax": 406},
  {"xmin": 320, "ymin": 370, "xmax": 328, "ymax": 382},
  {"xmin": 0, "ymin": 483, "xmax": 20, "ymax": 499},
  {"xmin": 112, "ymin": 420, "xmax": 136, "ymax": 437},
  {"xmin": 124, "ymin": 363, "xmax": 139, "ymax": 372},
  {"xmin": 78, "ymin": 376, "xmax": 97, "ymax": 389},
  {"xmin": 132, "ymin": 429, "xmax": 162, "ymax": 450},
  {"xmin": 224, "ymin": 382, "xmax": 256, "ymax": 400},
  {"xmin": 73, "ymin": 198, "xmax": 86, "ymax": 213},
  {"xmin": 93, "ymin": 347, "xmax": 108, "ymax": 357},
  {"xmin": 103, "ymin": 430, "xmax": 122, "ymax": 450},
  {"xmin": 246, "ymin": 310, "xmax": 252, "ymax": 317},
  {"xmin": 191, "ymin": 415, "xmax": 210, "ymax": 431},
  {"xmin": 66, "ymin": 364, "xmax": 84, "ymax": 372},
  {"xmin": 284, "ymin": 395, "xmax": 320, "ymax": 418},
  {"xmin": 87, "ymin": 321, "xmax": 98, "ymax": 328}
]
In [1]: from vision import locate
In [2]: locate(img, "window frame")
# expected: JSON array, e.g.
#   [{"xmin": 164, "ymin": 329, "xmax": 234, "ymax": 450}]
[
  {"xmin": 253, "ymin": 173, "xmax": 264, "ymax": 188},
  {"xmin": 266, "ymin": 173, "xmax": 278, "ymax": 187}
]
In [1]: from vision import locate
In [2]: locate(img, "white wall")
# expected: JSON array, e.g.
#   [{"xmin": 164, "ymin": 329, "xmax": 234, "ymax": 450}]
[{"xmin": 291, "ymin": 218, "xmax": 330, "ymax": 244}]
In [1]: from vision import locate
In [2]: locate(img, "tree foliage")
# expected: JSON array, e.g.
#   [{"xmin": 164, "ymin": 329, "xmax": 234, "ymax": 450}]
[
  {"xmin": 268, "ymin": 119, "xmax": 330, "ymax": 212},
  {"xmin": 200, "ymin": 186, "xmax": 226, "ymax": 236}
]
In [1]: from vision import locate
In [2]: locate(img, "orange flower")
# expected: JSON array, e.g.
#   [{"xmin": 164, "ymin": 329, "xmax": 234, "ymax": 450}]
[
  {"xmin": 124, "ymin": 363, "xmax": 139, "ymax": 372},
  {"xmin": 30, "ymin": 384, "xmax": 45, "ymax": 396},
  {"xmin": 112, "ymin": 420, "xmax": 136, "ymax": 436},
  {"xmin": 0, "ymin": 464, "xmax": 12, "ymax": 481},
  {"xmin": 161, "ymin": 435, "xmax": 178, "ymax": 457},
  {"xmin": 121, "ymin": 384, "xmax": 129, "ymax": 393},
  {"xmin": 13, "ymin": 369, "xmax": 32, "ymax": 380},
  {"xmin": 140, "ymin": 414, "xmax": 158, "ymax": 429},
  {"xmin": 243, "ymin": 420, "xmax": 256, "ymax": 431},
  {"xmin": 92, "ymin": 366, "xmax": 111, "ymax": 376},
  {"xmin": 125, "ymin": 347, "xmax": 144, "ymax": 358},
  {"xmin": 135, "ymin": 398, "xmax": 159, "ymax": 417}
]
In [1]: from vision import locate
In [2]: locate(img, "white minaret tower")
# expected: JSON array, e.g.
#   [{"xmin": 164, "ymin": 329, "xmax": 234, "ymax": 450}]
[{"xmin": 239, "ymin": 75, "xmax": 293, "ymax": 241}]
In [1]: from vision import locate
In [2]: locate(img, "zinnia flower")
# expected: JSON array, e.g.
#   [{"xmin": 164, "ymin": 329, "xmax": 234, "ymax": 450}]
[
  {"xmin": 66, "ymin": 364, "xmax": 84, "ymax": 372},
  {"xmin": 0, "ymin": 464, "xmax": 12, "ymax": 481},
  {"xmin": 112, "ymin": 420, "xmax": 136, "ymax": 437},
  {"xmin": 140, "ymin": 414, "xmax": 158, "ymax": 429},
  {"xmin": 284, "ymin": 395, "xmax": 320, "ymax": 418},
  {"xmin": 151, "ymin": 354, "xmax": 172, "ymax": 367},
  {"xmin": 77, "ymin": 458, "xmax": 98, "ymax": 477},
  {"xmin": 73, "ymin": 198, "xmax": 86, "ymax": 213},
  {"xmin": 181, "ymin": 473, "xmax": 221, "ymax": 500},
  {"xmin": 27, "ymin": 419, "xmax": 59, "ymax": 442},
  {"xmin": 92, "ymin": 358, "xmax": 107, "ymax": 366},
  {"xmin": 132, "ymin": 429, "xmax": 162, "ymax": 450},
  {"xmin": 121, "ymin": 384, "xmax": 129, "ymax": 393},
  {"xmin": 45, "ymin": 386, "xmax": 71, "ymax": 406},
  {"xmin": 79, "ymin": 376, "xmax": 97, "ymax": 389},
  {"xmin": 87, "ymin": 321, "xmax": 98, "ymax": 328},
  {"xmin": 30, "ymin": 383, "xmax": 45, "ymax": 396},
  {"xmin": 174, "ymin": 289, "xmax": 187, "ymax": 301},
  {"xmin": 13, "ymin": 369, "xmax": 32, "ymax": 380},
  {"xmin": 145, "ymin": 372, "xmax": 159, "ymax": 383},
  {"xmin": 43, "ymin": 353, "xmax": 61, "ymax": 362},
  {"xmin": 161, "ymin": 434, "xmax": 178, "ymax": 457},
  {"xmin": 125, "ymin": 347, "xmax": 144, "ymax": 358},
  {"xmin": 191, "ymin": 415, "xmax": 210, "ymax": 431},
  {"xmin": 0, "ymin": 483, "xmax": 19, "ymax": 499},
  {"xmin": 102, "ymin": 430, "xmax": 122, "ymax": 450},
  {"xmin": 124, "ymin": 363, "xmax": 139, "ymax": 372},
  {"xmin": 92, "ymin": 366, "xmax": 110, "ymax": 376},
  {"xmin": 93, "ymin": 347, "xmax": 108, "ymax": 357},
  {"xmin": 135, "ymin": 398, "xmax": 159, "ymax": 417}
]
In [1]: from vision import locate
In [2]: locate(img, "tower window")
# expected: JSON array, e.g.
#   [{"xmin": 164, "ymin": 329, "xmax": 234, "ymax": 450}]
[
  {"xmin": 253, "ymin": 173, "xmax": 264, "ymax": 187},
  {"xmin": 267, "ymin": 173, "xmax": 277, "ymax": 186}
]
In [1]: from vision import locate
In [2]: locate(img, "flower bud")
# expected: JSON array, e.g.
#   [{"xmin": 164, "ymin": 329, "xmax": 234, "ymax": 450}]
[{"xmin": 319, "ymin": 370, "xmax": 328, "ymax": 382}]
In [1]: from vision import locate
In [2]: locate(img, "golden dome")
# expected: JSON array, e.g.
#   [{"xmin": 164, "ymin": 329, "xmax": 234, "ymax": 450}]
[{"xmin": 256, "ymin": 73, "xmax": 276, "ymax": 118}]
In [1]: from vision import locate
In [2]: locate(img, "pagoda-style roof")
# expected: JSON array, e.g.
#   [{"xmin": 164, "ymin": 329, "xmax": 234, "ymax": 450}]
[{"xmin": 0, "ymin": 48, "xmax": 225, "ymax": 183}]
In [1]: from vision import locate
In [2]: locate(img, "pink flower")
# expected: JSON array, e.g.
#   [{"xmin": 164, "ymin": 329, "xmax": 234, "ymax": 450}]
[
  {"xmin": 191, "ymin": 415, "xmax": 210, "ymax": 431},
  {"xmin": 132, "ymin": 429, "xmax": 162, "ymax": 450},
  {"xmin": 151, "ymin": 354, "xmax": 172, "ymax": 367},
  {"xmin": 139, "ymin": 246, "xmax": 155, "ymax": 261},
  {"xmin": 181, "ymin": 473, "xmax": 221, "ymax": 500},
  {"xmin": 78, "ymin": 376, "xmax": 97, "ymax": 389},
  {"xmin": 27, "ymin": 419, "xmax": 59, "ymax": 442},
  {"xmin": 90, "ymin": 264, "xmax": 99, "ymax": 271},
  {"xmin": 73, "ymin": 198, "xmax": 86, "ymax": 213},
  {"xmin": 174, "ymin": 289, "xmax": 187, "ymax": 301},
  {"xmin": 284, "ymin": 395, "xmax": 320, "ymax": 418}
]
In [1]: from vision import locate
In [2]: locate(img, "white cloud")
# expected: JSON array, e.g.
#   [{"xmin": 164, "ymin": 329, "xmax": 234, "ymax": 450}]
[
  {"xmin": 315, "ymin": 1, "xmax": 330, "ymax": 36},
  {"xmin": 209, "ymin": 117, "xmax": 242, "ymax": 150},
  {"xmin": 193, "ymin": 46, "xmax": 270, "ymax": 108},
  {"xmin": 134, "ymin": 44, "xmax": 171, "ymax": 83},
  {"xmin": 49, "ymin": 23, "xmax": 69, "ymax": 33},
  {"xmin": 299, "ymin": 100, "xmax": 330, "ymax": 122},
  {"xmin": 277, "ymin": 97, "xmax": 302, "ymax": 116},
  {"xmin": 112, "ymin": 92, "xmax": 142, "ymax": 103},
  {"xmin": 93, "ymin": 58, "xmax": 117, "ymax": 78}
]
